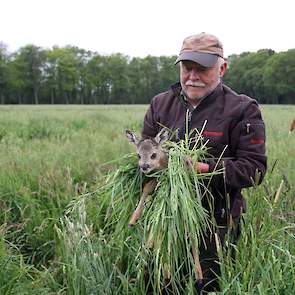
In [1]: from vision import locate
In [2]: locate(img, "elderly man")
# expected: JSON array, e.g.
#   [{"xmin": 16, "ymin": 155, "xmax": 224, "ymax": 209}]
[{"xmin": 142, "ymin": 32, "xmax": 267, "ymax": 292}]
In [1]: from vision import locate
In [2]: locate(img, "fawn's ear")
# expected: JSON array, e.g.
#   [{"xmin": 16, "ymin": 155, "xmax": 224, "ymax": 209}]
[
  {"xmin": 125, "ymin": 129, "xmax": 139, "ymax": 145},
  {"xmin": 154, "ymin": 128, "xmax": 169, "ymax": 145}
]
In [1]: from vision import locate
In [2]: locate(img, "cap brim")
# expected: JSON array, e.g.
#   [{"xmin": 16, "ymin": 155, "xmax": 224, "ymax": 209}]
[{"xmin": 174, "ymin": 51, "xmax": 219, "ymax": 67}]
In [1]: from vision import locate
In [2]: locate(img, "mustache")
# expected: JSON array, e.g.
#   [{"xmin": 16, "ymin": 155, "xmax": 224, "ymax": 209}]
[{"xmin": 185, "ymin": 81, "xmax": 206, "ymax": 87}]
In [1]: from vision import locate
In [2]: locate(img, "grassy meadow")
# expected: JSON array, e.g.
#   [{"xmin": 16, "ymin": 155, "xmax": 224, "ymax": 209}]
[{"xmin": 0, "ymin": 104, "xmax": 294, "ymax": 294}]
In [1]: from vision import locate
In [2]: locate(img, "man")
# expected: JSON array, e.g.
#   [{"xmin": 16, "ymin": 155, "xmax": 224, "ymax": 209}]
[{"xmin": 142, "ymin": 32, "xmax": 267, "ymax": 292}]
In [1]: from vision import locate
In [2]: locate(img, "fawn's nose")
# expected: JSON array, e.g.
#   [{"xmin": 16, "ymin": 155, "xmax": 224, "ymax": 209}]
[{"xmin": 140, "ymin": 163, "xmax": 150, "ymax": 172}]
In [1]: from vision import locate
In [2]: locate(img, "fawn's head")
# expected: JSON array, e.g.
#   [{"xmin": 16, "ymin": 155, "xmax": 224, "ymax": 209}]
[{"xmin": 126, "ymin": 129, "xmax": 169, "ymax": 173}]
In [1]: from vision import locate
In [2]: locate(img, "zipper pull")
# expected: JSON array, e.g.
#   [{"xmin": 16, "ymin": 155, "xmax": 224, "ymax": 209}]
[
  {"xmin": 188, "ymin": 111, "xmax": 192, "ymax": 122},
  {"xmin": 246, "ymin": 123, "xmax": 250, "ymax": 134}
]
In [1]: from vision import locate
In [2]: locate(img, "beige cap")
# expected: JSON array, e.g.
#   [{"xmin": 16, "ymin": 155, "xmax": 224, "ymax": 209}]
[{"xmin": 175, "ymin": 32, "xmax": 223, "ymax": 67}]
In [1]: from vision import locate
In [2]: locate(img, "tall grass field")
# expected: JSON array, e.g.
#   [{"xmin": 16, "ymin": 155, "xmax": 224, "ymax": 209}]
[{"xmin": 0, "ymin": 104, "xmax": 294, "ymax": 294}]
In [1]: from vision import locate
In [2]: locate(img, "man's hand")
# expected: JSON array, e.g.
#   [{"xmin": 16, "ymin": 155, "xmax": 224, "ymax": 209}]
[
  {"xmin": 184, "ymin": 156, "xmax": 209, "ymax": 173},
  {"xmin": 195, "ymin": 162, "xmax": 209, "ymax": 173}
]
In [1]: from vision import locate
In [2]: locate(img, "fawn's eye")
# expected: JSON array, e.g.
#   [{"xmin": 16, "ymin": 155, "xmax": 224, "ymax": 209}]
[
  {"xmin": 151, "ymin": 153, "xmax": 157, "ymax": 159},
  {"xmin": 137, "ymin": 154, "xmax": 141, "ymax": 159}
]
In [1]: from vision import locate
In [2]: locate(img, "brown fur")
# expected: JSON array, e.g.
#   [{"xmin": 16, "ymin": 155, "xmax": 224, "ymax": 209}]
[{"xmin": 125, "ymin": 129, "xmax": 169, "ymax": 226}]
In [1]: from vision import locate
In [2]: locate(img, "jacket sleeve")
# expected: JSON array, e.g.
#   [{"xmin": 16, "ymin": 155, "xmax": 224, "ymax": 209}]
[{"xmin": 208, "ymin": 100, "xmax": 267, "ymax": 190}]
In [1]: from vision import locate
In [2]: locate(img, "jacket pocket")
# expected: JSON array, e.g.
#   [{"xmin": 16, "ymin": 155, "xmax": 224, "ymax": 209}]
[{"xmin": 244, "ymin": 122, "xmax": 265, "ymax": 145}]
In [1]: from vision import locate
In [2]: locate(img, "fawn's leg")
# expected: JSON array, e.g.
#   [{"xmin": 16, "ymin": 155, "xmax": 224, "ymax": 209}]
[
  {"xmin": 192, "ymin": 246, "xmax": 203, "ymax": 283},
  {"xmin": 128, "ymin": 178, "xmax": 157, "ymax": 227}
]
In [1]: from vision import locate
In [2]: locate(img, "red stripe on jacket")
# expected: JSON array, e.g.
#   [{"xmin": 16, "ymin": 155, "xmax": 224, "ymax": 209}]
[
  {"xmin": 250, "ymin": 138, "xmax": 265, "ymax": 144},
  {"xmin": 203, "ymin": 131, "xmax": 224, "ymax": 136}
]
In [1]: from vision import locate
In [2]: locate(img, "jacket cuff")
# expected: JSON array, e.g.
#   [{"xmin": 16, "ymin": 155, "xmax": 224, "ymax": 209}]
[
  {"xmin": 206, "ymin": 158, "xmax": 226, "ymax": 187},
  {"xmin": 207, "ymin": 158, "xmax": 224, "ymax": 173}
]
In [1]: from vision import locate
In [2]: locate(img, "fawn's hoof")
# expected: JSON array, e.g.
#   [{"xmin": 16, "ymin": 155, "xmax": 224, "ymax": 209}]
[{"xmin": 196, "ymin": 279, "xmax": 205, "ymax": 290}]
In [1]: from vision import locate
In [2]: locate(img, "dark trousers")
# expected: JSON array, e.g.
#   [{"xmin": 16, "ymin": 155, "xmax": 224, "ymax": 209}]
[{"xmin": 197, "ymin": 217, "xmax": 241, "ymax": 293}]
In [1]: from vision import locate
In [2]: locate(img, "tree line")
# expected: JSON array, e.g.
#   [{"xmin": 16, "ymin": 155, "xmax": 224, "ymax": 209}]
[{"xmin": 0, "ymin": 42, "xmax": 294, "ymax": 104}]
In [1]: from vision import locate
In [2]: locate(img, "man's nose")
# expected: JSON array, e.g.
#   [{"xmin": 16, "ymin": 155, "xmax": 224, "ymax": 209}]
[{"xmin": 189, "ymin": 68, "xmax": 201, "ymax": 80}]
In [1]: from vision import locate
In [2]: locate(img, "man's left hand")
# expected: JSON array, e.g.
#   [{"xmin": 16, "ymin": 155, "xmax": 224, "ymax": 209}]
[{"xmin": 184, "ymin": 156, "xmax": 209, "ymax": 173}]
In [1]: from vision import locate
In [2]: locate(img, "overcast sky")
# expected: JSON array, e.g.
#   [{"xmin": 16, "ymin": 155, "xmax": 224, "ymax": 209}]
[{"xmin": 1, "ymin": 0, "xmax": 294, "ymax": 58}]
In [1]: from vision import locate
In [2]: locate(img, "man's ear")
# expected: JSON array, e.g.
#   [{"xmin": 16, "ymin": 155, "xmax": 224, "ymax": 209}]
[
  {"xmin": 125, "ymin": 129, "xmax": 139, "ymax": 145},
  {"xmin": 219, "ymin": 61, "xmax": 227, "ymax": 78},
  {"xmin": 154, "ymin": 128, "xmax": 169, "ymax": 145}
]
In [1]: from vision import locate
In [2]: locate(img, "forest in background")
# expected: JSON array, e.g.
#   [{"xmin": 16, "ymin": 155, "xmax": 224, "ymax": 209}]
[{"xmin": 0, "ymin": 42, "xmax": 295, "ymax": 104}]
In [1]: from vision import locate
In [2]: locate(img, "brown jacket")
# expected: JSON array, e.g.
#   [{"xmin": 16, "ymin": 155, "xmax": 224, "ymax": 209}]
[{"xmin": 142, "ymin": 82, "xmax": 267, "ymax": 223}]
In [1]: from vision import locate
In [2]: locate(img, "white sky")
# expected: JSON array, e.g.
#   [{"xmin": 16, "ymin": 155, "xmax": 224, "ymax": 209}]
[{"xmin": 1, "ymin": 0, "xmax": 294, "ymax": 58}]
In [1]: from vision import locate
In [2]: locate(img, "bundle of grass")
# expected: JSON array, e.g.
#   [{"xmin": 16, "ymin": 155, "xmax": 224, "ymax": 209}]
[
  {"xmin": 95, "ymin": 153, "xmax": 147, "ymax": 237},
  {"xmin": 133, "ymin": 131, "xmax": 222, "ymax": 294},
  {"xmin": 90, "ymin": 153, "xmax": 150, "ymax": 291},
  {"xmin": 92, "ymin": 125, "xmax": 223, "ymax": 294}
]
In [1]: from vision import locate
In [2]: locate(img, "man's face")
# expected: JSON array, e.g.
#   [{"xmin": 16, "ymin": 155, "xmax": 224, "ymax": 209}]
[{"xmin": 180, "ymin": 59, "xmax": 227, "ymax": 101}]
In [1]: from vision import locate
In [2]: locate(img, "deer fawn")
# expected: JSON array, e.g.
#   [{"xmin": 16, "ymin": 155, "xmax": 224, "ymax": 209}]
[
  {"xmin": 125, "ymin": 128, "xmax": 169, "ymax": 226},
  {"xmin": 125, "ymin": 128, "xmax": 204, "ymax": 283}
]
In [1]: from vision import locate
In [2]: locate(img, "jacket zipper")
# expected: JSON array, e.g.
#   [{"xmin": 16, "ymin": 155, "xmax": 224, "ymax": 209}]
[
  {"xmin": 187, "ymin": 110, "xmax": 192, "ymax": 130},
  {"xmin": 246, "ymin": 123, "xmax": 250, "ymax": 134},
  {"xmin": 178, "ymin": 101, "xmax": 193, "ymax": 139},
  {"xmin": 246, "ymin": 122, "xmax": 264, "ymax": 134},
  {"xmin": 184, "ymin": 109, "xmax": 193, "ymax": 138}
]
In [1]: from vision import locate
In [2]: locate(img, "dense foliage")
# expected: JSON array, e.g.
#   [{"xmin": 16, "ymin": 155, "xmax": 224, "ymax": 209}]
[
  {"xmin": 0, "ymin": 42, "xmax": 295, "ymax": 104},
  {"xmin": 224, "ymin": 49, "xmax": 295, "ymax": 104}
]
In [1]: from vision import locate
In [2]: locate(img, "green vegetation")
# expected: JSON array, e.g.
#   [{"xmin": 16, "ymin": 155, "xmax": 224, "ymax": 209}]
[
  {"xmin": 0, "ymin": 105, "xmax": 294, "ymax": 294},
  {"xmin": 224, "ymin": 49, "xmax": 295, "ymax": 104},
  {"xmin": 0, "ymin": 44, "xmax": 178, "ymax": 105},
  {"xmin": 0, "ymin": 43, "xmax": 295, "ymax": 104}
]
